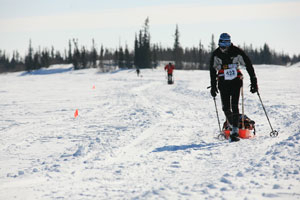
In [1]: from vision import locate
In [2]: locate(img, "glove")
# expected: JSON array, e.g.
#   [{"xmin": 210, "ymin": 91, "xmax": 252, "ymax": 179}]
[
  {"xmin": 210, "ymin": 85, "xmax": 218, "ymax": 97},
  {"xmin": 250, "ymin": 77, "xmax": 258, "ymax": 93}
]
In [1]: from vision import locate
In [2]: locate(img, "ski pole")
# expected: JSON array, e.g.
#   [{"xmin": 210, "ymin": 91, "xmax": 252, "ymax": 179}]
[
  {"xmin": 257, "ymin": 90, "xmax": 279, "ymax": 137},
  {"xmin": 213, "ymin": 97, "xmax": 222, "ymax": 133},
  {"xmin": 241, "ymin": 85, "xmax": 245, "ymax": 130},
  {"xmin": 208, "ymin": 85, "xmax": 223, "ymax": 138}
]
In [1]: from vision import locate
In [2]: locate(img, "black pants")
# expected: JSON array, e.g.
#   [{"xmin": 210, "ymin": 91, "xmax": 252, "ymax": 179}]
[
  {"xmin": 168, "ymin": 74, "xmax": 173, "ymax": 82},
  {"xmin": 218, "ymin": 78, "xmax": 242, "ymax": 128}
]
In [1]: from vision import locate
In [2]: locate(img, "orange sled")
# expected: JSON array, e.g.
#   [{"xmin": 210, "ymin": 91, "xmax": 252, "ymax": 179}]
[
  {"xmin": 223, "ymin": 129, "xmax": 255, "ymax": 139},
  {"xmin": 221, "ymin": 114, "xmax": 256, "ymax": 140}
]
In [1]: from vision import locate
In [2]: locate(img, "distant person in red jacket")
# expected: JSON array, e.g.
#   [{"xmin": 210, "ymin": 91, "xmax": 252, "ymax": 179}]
[{"xmin": 165, "ymin": 62, "xmax": 175, "ymax": 84}]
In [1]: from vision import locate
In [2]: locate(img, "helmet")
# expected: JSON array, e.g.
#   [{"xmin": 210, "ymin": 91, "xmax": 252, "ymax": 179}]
[{"xmin": 218, "ymin": 33, "xmax": 231, "ymax": 47}]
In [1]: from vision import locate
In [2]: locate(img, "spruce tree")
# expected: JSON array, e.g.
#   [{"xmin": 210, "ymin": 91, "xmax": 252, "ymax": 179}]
[
  {"xmin": 134, "ymin": 34, "xmax": 139, "ymax": 68},
  {"xmin": 173, "ymin": 24, "xmax": 183, "ymax": 69},
  {"xmin": 118, "ymin": 46, "xmax": 125, "ymax": 68},
  {"xmin": 25, "ymin": 39, "xmax": 34, "ymax": 72},
  {"xmin": 142, "ymin": 17, "xmax": 151, "ymax": 68},
  {"xmin": 209, "ymin": 34, "xmax": 216, "ymax": 53},
  {"xmin": 72, "ymin": 39, "xmax": 80, "ymax": 70},
  {"xmin": 124, "ymin": 45, "xmax": 132, "ymax": 68},
  {"xmin": 99, "ymin": 45, "xmax": 104, "ymax": 70},
  {"xmin": 68, "ymin": 40, "xmax": 72, "ymax": 63},
  {"xmin": 134, "ymin": 17, "xmax": 151, "ymax": 68},
  {"xmin": 262, "ymin": 43, "xmax": 272, "ymax": 64},
  {"xmin": 91, "ymin": 39, "xmax": 98, "ymax": 68}
]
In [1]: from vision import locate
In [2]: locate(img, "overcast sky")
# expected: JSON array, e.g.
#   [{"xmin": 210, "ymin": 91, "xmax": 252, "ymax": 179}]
[{"xmin": 1, "ymin": 0, "xmax": 300, "ymax": 57}]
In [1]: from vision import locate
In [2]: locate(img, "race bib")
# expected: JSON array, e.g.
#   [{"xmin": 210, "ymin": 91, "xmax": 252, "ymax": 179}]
[{"xmin": 224, "ymin": 68, "xmax": 237, "ymax": 80}]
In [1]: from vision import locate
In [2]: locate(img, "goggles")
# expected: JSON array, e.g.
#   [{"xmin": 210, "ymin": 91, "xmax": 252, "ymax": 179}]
[{"xmin": 218, "ymin": 39, "xmax": 231, "ymax": 47}]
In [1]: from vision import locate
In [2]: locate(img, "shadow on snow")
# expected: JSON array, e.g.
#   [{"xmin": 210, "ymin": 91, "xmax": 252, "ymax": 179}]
[{"xmin": 152, "ymin": 142, "xmax": 221, "ymax": 152}]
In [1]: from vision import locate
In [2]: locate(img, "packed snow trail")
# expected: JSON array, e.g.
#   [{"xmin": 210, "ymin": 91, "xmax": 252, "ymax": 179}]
[{"xmin": 0, "ymin": 64, "xmax": 299, "ymax": 199}]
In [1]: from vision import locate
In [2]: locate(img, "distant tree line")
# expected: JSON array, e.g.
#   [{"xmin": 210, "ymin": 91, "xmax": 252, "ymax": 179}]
[{"xmin": 1, "ymin": 18, "xmax": 299, "ymax": 73}]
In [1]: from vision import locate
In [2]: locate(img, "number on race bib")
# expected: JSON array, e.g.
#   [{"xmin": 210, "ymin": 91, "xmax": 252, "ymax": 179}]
[{"xmin": 224, "ymin": 68, "xmax": 237, "ymax": 80}]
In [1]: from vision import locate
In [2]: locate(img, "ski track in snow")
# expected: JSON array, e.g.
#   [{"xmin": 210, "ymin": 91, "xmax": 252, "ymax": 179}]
[{"xmin": 0, "ymin": 64, "xmax": 299, "ymax": 199}]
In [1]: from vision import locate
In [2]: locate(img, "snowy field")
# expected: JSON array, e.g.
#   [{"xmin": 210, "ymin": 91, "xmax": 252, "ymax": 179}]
[{"xmin": 0, "ymin": 63, "xmax": 299, "ymax": 200}]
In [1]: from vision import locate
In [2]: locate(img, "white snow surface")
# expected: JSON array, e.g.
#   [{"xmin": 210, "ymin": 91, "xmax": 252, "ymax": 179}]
[{"xmin": 0, "ymin": 63, "xmax": 299, "ymax": 200}]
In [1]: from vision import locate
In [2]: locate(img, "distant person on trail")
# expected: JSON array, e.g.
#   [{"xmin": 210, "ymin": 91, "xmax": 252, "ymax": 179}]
[
  {"xmin": 209, "ymin": 33, "xmax": 258, "ymax": 142},
  {"xmin": 165, "ymin": 62, "xmax": 175, "ymax": 84},
  {"xmin": 136, "ymin": 68, "xmax": 140, "ymax": 77}
]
